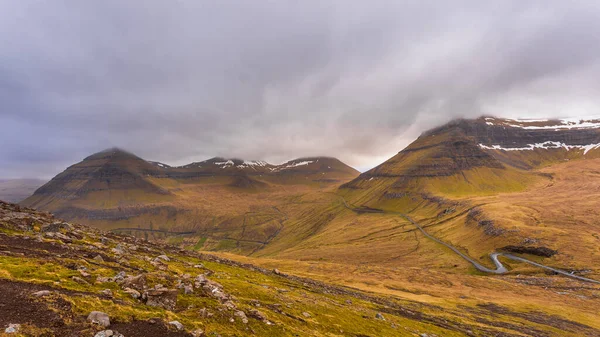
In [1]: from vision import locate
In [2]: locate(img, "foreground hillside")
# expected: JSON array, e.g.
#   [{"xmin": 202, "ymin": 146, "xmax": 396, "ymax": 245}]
[{"xmin": 1, "ymin": 201, "xmax": 599, "ymax": 336}]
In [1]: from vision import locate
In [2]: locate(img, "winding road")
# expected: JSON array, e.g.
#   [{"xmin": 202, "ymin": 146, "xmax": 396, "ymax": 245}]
[{"xmin": 341, "ymin": 198, "xmax": 600, "ymax": 284}]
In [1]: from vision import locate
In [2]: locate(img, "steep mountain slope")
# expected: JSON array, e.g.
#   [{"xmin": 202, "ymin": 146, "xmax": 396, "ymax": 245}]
[
  {"xmin": 0, "ymin": 179, "xmax": 46, "ymax": 203},
  {"xmin": 21, "ymin": 149, "xmax": 360, "ymax": 254},
  {"xmin": 342, "ymin": 116, "xmax": 600, "ymax": 202}
]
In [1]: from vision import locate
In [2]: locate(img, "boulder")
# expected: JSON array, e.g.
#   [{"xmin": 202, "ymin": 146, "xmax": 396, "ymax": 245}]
[
  {"xmin": 145, "ymin": 288, "xmax": 178, "ymax": 310},
  {"xmin": 32, "ymin": 290, "xmax": 51, "ymax": 297},
  {"xmin": 100, "ymin": 289, "xmax": 113, "ymax": 298},
  {"xmin": 4, "ymin": 324, "xmax": 20, "ymax": 333},
  {"xmin": 234, "ymin": 310, "xmax": 248, "ymax": 324},
  {"xmin": 375, "ymin": 312, "xmax": 385, "ymax": 320},
  {"xmin": 41, "ymin": 222, "xmax": 72, "ymax": 233},
  {"xmin": 94, "ymin": 330, "xmax": 124, "ymax": 337},
  {"xmin": 93, "ymin": 255, "xmax": 105, "ymax": 262},
  {"xmin": 191, "ymin": 328, "xmax": 206, "ymax": 337},
  {"xmin": 87, "ymin": 311, "xmax": 111, "ymax": 327},
  {"xmin": 155, "ymin": 254, "xmax": 170, "ymax": 262},
  {"xmin": 123, "ymin": 287, "xmax": 141, "ymax": 299},
  {"xmin": 169, "ymin": 321, "xmax": 184, "ymax": 330},
  {"xmin": 121, "ymin": 274, "xmax": 147, "ymax": 290}
]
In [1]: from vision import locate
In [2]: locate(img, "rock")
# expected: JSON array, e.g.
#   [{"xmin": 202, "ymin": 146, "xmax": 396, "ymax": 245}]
[
  {"xmin": 79, "ymin": 269, "xmax": 91, "ymax": 278},
  {"xmin": 248, "ymin": 309, "xmax": 268, "ymax": 322},
  {"xmin": 87, "ymin": 311, "xmax": 111, "ymax": 327},
  {"xmin": 123, "ymin": 287, "xmax": 141, "ymax": 299},
  {"xmin": 93, "ymin": 255, "xmax": 105, "ymax": 262},
  {"xmin": 234, "ymin": 310, "xmax": 249, "ymax": 324},
  {"xmin": 41, "ymin": 222, "xmax": 72, "ymax": 233},
  {"xmin": 114, "ymin": 271, "xmax": 127, "ymax": 283},
  {"xmin": 155, "ymin": 254, "xmax": 170, "ymax": 262},
  {"xmin": 345, "ymin": 299, "xmax": 353, "ymax": 305},
  {"xmin": 100, "ymin": 289, "xmax": 113, "ymax": 298},
  {"xmin": 199, "ymin": 308, "xmax": 214, "ymax": 318},
  {"xmin": 375, "ymin": 312, "xmax": 385, "ymax": 320},
  {"xmin": 96, "ymin": 276, "xmax": 113, "ymax": 283},
  {"xmin": 273, "ymin": 268, "xmax": 282, "ymax": 275},
  {"xmin": 193, "ymin": 264, "xmax": 204, "ymax": 269},
  {"xmin": 302, "ymin": 312, "xmax": 311, "ymax": 318},
  {"xmin": 32, "ymin": 290, "xmax": 51, "ymax": 297},
  {"xmin": 95, "ymin": 330, "xmax": 124, "ymax": 337},
  {"xmin": 111, "ymin": 244, "xmax": 125, "ymax": 255},
  {"xmin": 121, "ymin": 274, "xmax": 147, "ymax": 290},
  {"xmin": 72, "ymin": 276, "xmax": 89, "ymax": 284},
  {"xmin": 145, "ymin": 288, "xmax": 178, "ymax": 310},
  {"xmin": 4, "ymin": 323, "xmax": 20, "ymax": 333},
  {"xmin": 184, "ymin": 284, "xmax": 194, "ymax": 294},
  {"xmin": 223, "ymin": 300, "xmax": 236, "ymax": 310},
  {"xmin": 169, "ymin": 321, "xmax": 184, "ymax": 330},
  {"xmin": 191, "ymin": 328, "xmax": 206, "ymax": 337}
]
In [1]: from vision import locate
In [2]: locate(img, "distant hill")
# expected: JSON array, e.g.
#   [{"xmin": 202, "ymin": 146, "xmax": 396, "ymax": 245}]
[
  {"xmin": 0, "ymin": 178, "xmax": 46, "ymax": 203},
  {"xmin": 21, "ymin": 148, "xmax": 359, "ymax": 253}
]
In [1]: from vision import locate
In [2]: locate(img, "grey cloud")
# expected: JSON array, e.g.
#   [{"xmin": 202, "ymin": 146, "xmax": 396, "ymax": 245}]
[{"xmin": 1, "ymin": 0, "xmax": 600, "ymax": 178}]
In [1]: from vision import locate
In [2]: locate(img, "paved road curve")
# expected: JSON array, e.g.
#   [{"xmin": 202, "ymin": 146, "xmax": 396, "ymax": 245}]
[{"xmin": 341, "ymin": 198, "xmax": 600, "ymax": 284}]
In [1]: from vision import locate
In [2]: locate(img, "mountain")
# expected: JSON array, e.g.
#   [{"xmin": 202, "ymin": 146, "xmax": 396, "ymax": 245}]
[
  {"xmin": 21, "ymin": 148, "xmax": 359, "ymax": 254},
  {"xmin": 342, "ymin": 116, "xmax": 600, "ymax": 199},
  {"xmin": 9, "ymin": 117, "xmax": 600, "ymax": 336},
  {"xmin": 0, "ymin": 178, "xmax": 46, "ymax": 203}
]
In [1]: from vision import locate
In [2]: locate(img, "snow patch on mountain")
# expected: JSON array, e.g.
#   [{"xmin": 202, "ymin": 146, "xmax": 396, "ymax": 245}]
[{"xmin": 479, "ymin": 141, "xmax": 600, "ymax": 154}]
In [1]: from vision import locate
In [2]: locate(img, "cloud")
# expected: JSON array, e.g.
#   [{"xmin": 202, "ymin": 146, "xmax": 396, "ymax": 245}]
[{"xmin": 1, "ymin": 0, "xmax": 600, "ymax": 178}]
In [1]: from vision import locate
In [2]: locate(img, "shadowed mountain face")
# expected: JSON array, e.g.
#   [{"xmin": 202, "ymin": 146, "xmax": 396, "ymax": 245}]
[
  {"xmin": 20, "ymin": 148, "xmax": 360, "ymax": 251},
  {"xmin": 343, "ymin": 116, "xmax": 600, "ymax": 193}
]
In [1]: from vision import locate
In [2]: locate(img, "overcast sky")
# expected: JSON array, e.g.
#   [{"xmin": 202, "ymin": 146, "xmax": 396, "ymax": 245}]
[{"xmin": 2, "ymin": 1, "xmax": 600, "ymax": 178}]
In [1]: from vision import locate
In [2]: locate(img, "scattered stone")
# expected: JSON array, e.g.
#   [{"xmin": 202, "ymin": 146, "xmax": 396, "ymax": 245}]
[
  {"xmin": 41, "ymin": 222, "xmax": 72, "ymax": 233},
  {"xmin": 199, "ymin": 308, "xmax": 214, "ymax": 318},
  {"xmin": 96, "ymin": 276, "xmax": 112, "ymax": 284},
  {"xmin": 79, "ymin": 269, "xmax": 91, "ymax": 278},
  {"xmin": 72, "ymin": 276, "xmax": 88, "ymax": 284},
  {"xmin": 184, "ymin": 284, "xmax": 194, "ymax": 294},
  {"xmin": 169, "ymin": 321, "xmax": 184, "ymax": 330},
  {"xmin": 87, "ymin": 311, "xmax": 111, "ymax": 327},
  {"xmin": 248, "ymin": 309, "xmax": 269, "ymax": 323},
  {"xmin": 93, "ymin": 255, "xmax": 105, "ymax": 262},
  {"xmin": 302, "ymin": 312, "xmax": 311, "ymax": 318},
  {"xmin": 114, "ymin": 271, "xmax": 127, "ymax": 283},
  {"xmin": 121, "ymin": 274, "xmax": 147, "ymax": 290},
  {"xmin": 32, "ymin": 290, "xmax": 51, "ymax": 297},
  {"xmin": 191, "ymin": 328, "xmax": 206, "ymax": 337},
  {"xmin": 193, "ymin": 264, "xmax": 204, "ymax": 269},
  {"xmin": 94, "ymin": 330, "xmax": 124, "ymax": 337},
  {"xmin": 155, "ymin": 254, "xmax": 170, "ymax": 262},
  {"xmin": 273, "ymin": 268, "xmax": 282, "ymax": 275},
  {"xmin": 101, "ymin": 289, "xmax": 113, "ymax": 298},
  {"xmin": 4, "ymin": 323, "xmax": 20, "ymax": 333},
  {"xmin": 235, "ymin": 310, "xmax": 249, "ymax": 324},
  {"xmin": 375, "ymin": 312, "xmax": 385, "ymax": 320},
  {"xmin": 345, "ymin": 299, "xmax": 353, "ymax": 305},
  {"xmin": 123, "ymin": 287, "xmax": 141, "ymax": 299},
  {"xmin": 111, "ymin": 244, "xmax": 125, "ymax": 255},
  {"xmin": 145, "ymin": 288, "xmax": 178, "ymax": 310},
  {"xmin": 223, "ymin": 300, "xmax": 236, "ymax": 310}
]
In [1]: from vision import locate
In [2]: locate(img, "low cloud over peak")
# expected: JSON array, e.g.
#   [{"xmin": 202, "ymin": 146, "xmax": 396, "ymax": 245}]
[{"xmin": 2, "ymin": 1, "xmax": 600, "ymax": 178}]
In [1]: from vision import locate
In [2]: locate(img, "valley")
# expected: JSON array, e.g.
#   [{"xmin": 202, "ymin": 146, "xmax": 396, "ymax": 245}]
[{"xmin": 6, "ymin": 116, "xmax": 600, "ymax": 336}]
